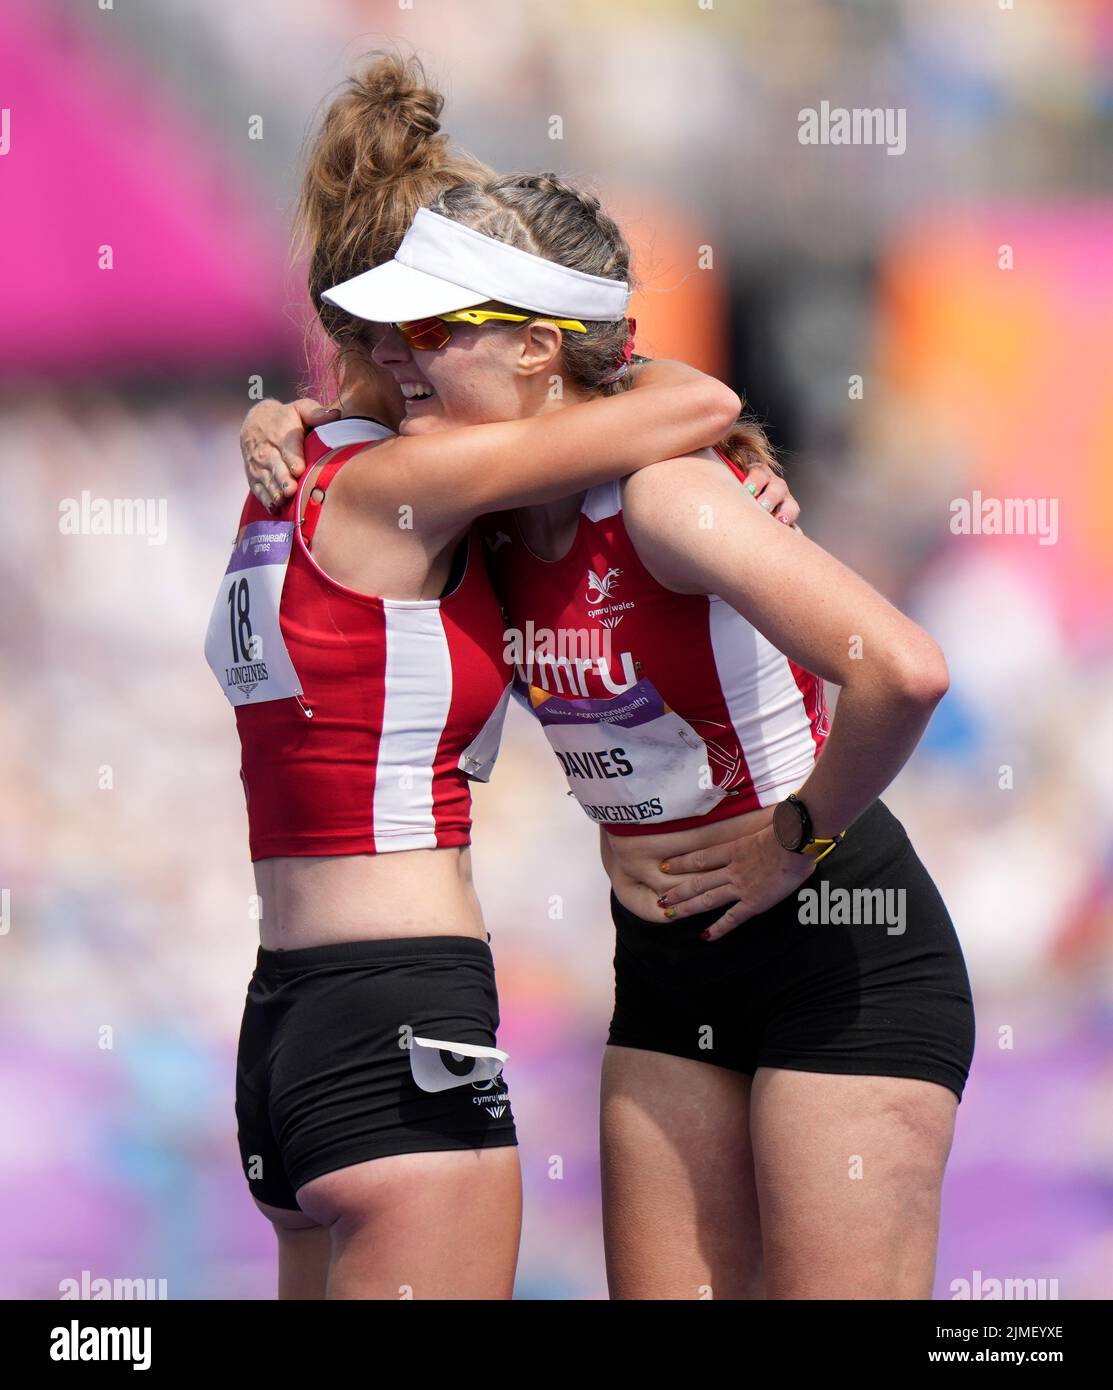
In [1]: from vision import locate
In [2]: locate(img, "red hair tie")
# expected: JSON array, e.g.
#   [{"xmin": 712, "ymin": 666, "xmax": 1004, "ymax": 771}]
[{"xmin": 600, "ymin": 317, "xmax": 636, "ymax": 385}]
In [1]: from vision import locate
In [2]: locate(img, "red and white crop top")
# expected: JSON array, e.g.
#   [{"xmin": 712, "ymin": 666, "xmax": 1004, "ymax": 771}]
[
  {"xmin": 205, "ymin": 419, "xmax": 512, "ymax": 859},
  {"xmin": 481, "ymin": 447, "xmax": 829, "ymax": 835}
]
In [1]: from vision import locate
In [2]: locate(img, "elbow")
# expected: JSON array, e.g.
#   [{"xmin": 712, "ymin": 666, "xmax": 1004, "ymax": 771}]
[
  {"xmin": 700, "ymin": 380, "xmax": 743, "ymax": 434},
  {"xmin": 885, "ymin": 633, "xmax": 950, "ymax": 709}
]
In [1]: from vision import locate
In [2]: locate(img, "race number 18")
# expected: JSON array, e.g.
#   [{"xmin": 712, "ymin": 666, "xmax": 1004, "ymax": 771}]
[{"xmin": 227, "ymin": 577, "xmax": 256, "ymax": 662}]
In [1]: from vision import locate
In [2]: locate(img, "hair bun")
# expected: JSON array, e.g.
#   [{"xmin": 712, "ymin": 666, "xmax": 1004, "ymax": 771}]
[
  {"xmin": 296, "ymin": 49, "xmax": 494, "ymax": 377},
  {"xmin": 321, "ymin": 52, "xmax": 448, "ymax": 189},
  {"xmin": 352, "ymin": 54, "xmax": 443, "ymax": 140}
]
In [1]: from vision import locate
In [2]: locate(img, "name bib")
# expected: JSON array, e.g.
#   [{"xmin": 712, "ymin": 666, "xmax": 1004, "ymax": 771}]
[
  {"xmin": 204, "ymin": 520, "xmax": 303, "ymax": 706},
  {"xmin": 527, "ymin": 677, "xmax": 726, "ymax": 827}
]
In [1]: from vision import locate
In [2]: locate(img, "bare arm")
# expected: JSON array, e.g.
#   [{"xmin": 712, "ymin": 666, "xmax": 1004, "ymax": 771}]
[
  {"xmin": 356, "ymin": 359, "xmax": 741, "ymax": 537},
  {"xmin": 241, "ymin": 379, "xmax": 801, "ymax": 524},
  {"xmin": 622, "ymin": 455, "xmax": 948, "ymax": 936},
  {"xmin": 242, "ymin": 360, "xmax": 739, "ymax": 529}
]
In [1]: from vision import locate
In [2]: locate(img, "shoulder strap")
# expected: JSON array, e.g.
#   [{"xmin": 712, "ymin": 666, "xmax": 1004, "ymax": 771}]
[{"xmin": 299, "ymin": 443, "xmax": 369, "ymax": 549}]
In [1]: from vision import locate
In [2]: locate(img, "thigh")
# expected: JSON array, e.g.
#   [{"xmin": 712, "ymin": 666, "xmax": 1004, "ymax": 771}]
[
  {"xmin": 296, "ymin": 1147, "xmax": 522, "ymax": 1300},
  {"xmin": 750, "ymin": 1068, "xmax": 957, "ymax": 1299},
  {"xmin": 600, "ymin": 1045, "xmax": 763, "ymax": 1300},
  {"xmin": 254, "ymin": 1198, "xmax": 330, "ymax": 1301}
]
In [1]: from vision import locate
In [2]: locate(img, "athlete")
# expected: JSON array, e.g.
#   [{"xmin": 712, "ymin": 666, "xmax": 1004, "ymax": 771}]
[
  {"xmin": 207, "ymin": 57, "xmax": 745, "ymax": 1301},
  {"xmin": 240, "ymin": 61, "xmax": 974, "ymax": 1301}
]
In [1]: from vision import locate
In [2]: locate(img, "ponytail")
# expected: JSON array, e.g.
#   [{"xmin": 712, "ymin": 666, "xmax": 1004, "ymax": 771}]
[{"xmin": 294, "ymin": 50, "xmax": 492, "ymax": 380}]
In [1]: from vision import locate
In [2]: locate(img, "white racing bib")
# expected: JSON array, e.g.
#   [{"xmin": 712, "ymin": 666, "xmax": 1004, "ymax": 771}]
[
  {"xmin": 204, "ymin": 519, "xmax": 303, "ymax": 706},
  {"xmin": 528, "ymin": 677, "xmax": 727, "ymax": 828},
  {"xmin": 458, "ymin": 681, "xmax": 512, "ymax": 783}
]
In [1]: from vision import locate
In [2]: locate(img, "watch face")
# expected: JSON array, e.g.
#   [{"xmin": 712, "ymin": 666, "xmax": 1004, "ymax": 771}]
[{"xmin": 774, "ymin": 798, "xmax": 807, "ymax": 852}]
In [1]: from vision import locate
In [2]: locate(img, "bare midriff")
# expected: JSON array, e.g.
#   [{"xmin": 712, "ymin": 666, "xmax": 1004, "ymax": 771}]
[
  {"xmin": 600, "ymin": 803, "xmax": 775, "ymax": 921},
  {"xmin": 253, "ymin": 846, "xmax": 487, "ymax": 950}
]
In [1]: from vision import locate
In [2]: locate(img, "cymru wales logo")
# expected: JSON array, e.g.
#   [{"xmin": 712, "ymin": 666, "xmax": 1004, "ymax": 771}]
[{"xmin": 586, "ymin": 566, "xmax": 622, "ymax": 604}]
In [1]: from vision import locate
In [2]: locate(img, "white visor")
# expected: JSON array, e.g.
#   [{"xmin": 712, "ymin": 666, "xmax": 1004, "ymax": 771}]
[{"xmin": 321, "ymin": 207, "xmax": 630, "ymax": 324}]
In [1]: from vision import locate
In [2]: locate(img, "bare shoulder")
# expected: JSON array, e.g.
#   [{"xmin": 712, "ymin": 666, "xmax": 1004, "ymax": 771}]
[
  {"xmin": 619, "ymin": 453, "xmax": 745, "ymax": 592},
  {"xmin": 327, "ymin": 436, "xmax": 423, "ymax": 519},
  {"xmin": 621, "ymin": 450, "xmax": 795, "ymax": 593},
  {"xmin": 328, "ymin": 426, "xmax": 491, "ymax": 538},
  {"xmin": 621, "ymin": 450, "xmax": 757, "ymax": 534},
  {"xmin": 330, "ymin": 434, "xmax": 407, "ymax": 487},
  {"xmin": 621, "ymin": 450, "xmax": 727, "ymax": 501}
]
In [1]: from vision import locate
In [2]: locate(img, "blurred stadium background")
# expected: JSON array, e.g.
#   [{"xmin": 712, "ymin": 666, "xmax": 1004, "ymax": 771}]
[{"xmin": 1, "ymin": 0, "xmax": 1111, "ymax": 1299}]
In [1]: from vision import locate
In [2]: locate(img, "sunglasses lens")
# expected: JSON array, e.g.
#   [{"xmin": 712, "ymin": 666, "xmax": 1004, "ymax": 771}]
[{"xmin": 397, "ymin": 317, "xmax": 451, "ymax": 350}]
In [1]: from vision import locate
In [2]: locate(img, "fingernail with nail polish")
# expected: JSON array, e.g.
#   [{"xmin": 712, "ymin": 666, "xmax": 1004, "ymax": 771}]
[{"xmin": 664, "ymin": 907, "xmax": 677, "ymax": 920}]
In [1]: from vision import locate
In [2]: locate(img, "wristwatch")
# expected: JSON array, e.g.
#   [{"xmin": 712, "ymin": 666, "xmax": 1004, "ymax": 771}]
[{"xmin": 772, "ymin": 793, "xmax": 845, "ymax": 863}]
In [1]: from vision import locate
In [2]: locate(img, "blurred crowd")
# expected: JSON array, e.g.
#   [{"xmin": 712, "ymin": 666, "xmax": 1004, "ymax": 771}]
[{"xmin": 1, "ymin": 0, "xmax": 1110, "ymax": 1298}]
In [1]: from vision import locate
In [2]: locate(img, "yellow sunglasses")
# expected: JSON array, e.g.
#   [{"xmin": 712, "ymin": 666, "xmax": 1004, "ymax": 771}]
[{"xmin": 394, "ymin": 308, "xmax": 588, "ymax": 351}]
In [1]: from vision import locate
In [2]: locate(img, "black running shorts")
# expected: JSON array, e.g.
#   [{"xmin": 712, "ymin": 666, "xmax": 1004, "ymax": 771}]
[
  {"xmin": 608, "ymin": 800, "xmax": 975, "ymax": 1100},
  {"xmin": 235, "ymin": 936, "xmax": 517, "ymax": 1211}
]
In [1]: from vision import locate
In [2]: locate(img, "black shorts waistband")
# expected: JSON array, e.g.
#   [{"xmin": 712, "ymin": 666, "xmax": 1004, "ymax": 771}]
[
  {"xmin": 254, "ymin": 934, "xmax": 494, "ymax": 978},
  {"xmin": 796, "ymin": 798, "xmax": 911, "ymax": 887},
  {"xmin": 615, "ymin": 799, "xmax": 914, "ymax": 934}
]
